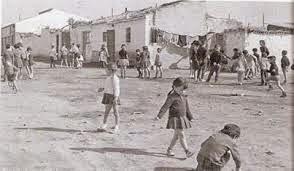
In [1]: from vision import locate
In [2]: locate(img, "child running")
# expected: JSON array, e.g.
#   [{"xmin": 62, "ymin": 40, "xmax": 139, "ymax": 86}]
[
  {"xmin": 135, "ymin": 49, "xmax": 143, "ymax": 78},
  {"xmin": 266, "ymin": 56, "xmax": 287, "ymax": 97},
  {"xmin": 154, "ymin": 48, "xmax": 163, "ymax": 78},
  {"xmin": 281, "ymin": 50, "xmax": 290, "ymax": 84},
  {"xmin": 118, "ymin": 44, "xmax": 129, "ymax": 79},
  {"xmin": 195, "ymin": 124, "xmax": 241, "ymax": 171},
  {"xmin": 154, "ymin": 77, "xmax": 194, "ymax": 158},
  {"xmin": 99, "ymin": 63, "xmax": 120, "ymax": 133},
  {"xmin": 5, "ymin": 61, "xmax": 19, "ymax": 93}
]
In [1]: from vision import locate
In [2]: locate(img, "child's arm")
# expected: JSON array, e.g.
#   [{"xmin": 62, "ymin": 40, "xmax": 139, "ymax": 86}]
[
  {"xmin": 229, "ymin": 143, "xmax": 241, "ymax": 171},
  {"xmin": 157, "ymin": 95, "xmax": 173, "ymax": 119},
  {"xmin": 186, "ymin": 99, "xmax": 194, "ymax": 121}
]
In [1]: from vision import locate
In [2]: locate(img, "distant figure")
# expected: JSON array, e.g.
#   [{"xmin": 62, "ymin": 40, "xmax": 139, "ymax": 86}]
[
  {"xmin": 195, "ymin": 41, "xmax": 208, "ymax": 82},
  {"xmin": 190, "ymin": 41, "xmax": 200, "ymax": 81},
  {"xmin": 141, "ymin": 46, "xmax": 151, "ymax": 79},
  {"xmin": 259, "ymin": 40, "xmax": 270, "ymax": 86},
  {"xmin": 99, "ymin": 63, "xmax": 120, "ymax": 133},
  {"xmin": 281, "ymin": 50, "xmax": 290, "ymax": 84},
  {"xmin": 60, "ymin": 44, "xmax": 69, "ymax": 68},
  {"xmin": 49, "ymin": 45, "xmax": 57, "ymax": 68},
  {"xmin": 19, "ymin": 43, "xmax": 29, "ymax": 78},
  {"xmin": 26, "ymin": 47, "xmax": 34, "ymax": 79},
  {"xmin": 118, "ymin": 44, "xmax": 129, "ymax": 79},
  {"xmin": 243, "ymin": 50, "xmax": 256, "ymax": 80},
  {"xmin": 154, "ymin": 77, "xmax": 194, "ymax": 159},
  {"xmin": 69, "ymin": 43, "xmax": 76, "ymax": 68},
  {"xmin": 266, "ymin": 56, "xmax": 287, "ymax": 97},
  {"xmin": 195, "ymin": 124, "xmax": 241, "ymax": 171},
  {"xmin": 13, "ymin": 43, "xmax": 24, "ymax": 79},
  {"xmin": 189, "ymin": 41, "xmax": 197, "ymax": 78},
  {"xmin": 5, "ymin": 60, "xmax": 19, "ymax": 93},
  {"xmin": 2, "ymin": 44, "xmax": 14, "ymax": 82},
  {"xmin": 98, "ymin": 44, "xmax": 109, "ymax": 68},
  {"xmin": 76, "ymin": 44, "xmax": 83, "ymax": 69},
  {"xmin": 235, "ymin": 49, "xmax": 247, "ymax": 85},
  {"xmin": 252, "ymin": 48, "xmax": 260, "ymax": 76},
  {"xmin": 135, "ymin": 49, "xmax": 143, "ymax": 78},
  {"xmin": 206, "ymin": 45, "xmax": 222, "ymax": 83},
  {"xmin": 154, "ymin": 48, "xmax": 163, "ymax": 78}
]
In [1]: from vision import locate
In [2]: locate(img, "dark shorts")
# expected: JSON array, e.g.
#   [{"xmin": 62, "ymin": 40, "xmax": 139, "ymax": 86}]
[
  {"xmin": 102, "ymin": 93, "xmax": 120, "ymax": 105},
  {"xmin": 192, "ymin": 60, "xmax": 199, "ymax": 70},
  {"xmin": 61, "ymin": 55, "xmax": 68, "ymax": 60}
]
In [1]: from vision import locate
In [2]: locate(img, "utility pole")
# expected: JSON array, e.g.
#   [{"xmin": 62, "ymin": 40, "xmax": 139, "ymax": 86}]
[
  {"xmin": 111, "ymin": 8, "xmax": 114, "ymax": 17},
  {"xmin": 262, "ymin": 13, "xmax": 265, "ymax": 27}
]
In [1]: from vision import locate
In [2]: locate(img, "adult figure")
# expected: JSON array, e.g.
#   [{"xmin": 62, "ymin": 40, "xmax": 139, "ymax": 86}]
[{"xmin": 206, "ymin": 44, "xmax": 222, "ymax": 83}]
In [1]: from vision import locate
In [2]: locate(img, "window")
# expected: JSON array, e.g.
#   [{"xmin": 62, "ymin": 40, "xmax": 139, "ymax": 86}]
[
  {"xmin": 126, "ymin": 27, "xmax": 131, "ymax": 43},
  {"xmin": 83, "ymin": 31, "xmax": 91, "ymax": 44},
  {"xmin": 103, "ymin": 32, "xmax": 107, "ymax": 42}
]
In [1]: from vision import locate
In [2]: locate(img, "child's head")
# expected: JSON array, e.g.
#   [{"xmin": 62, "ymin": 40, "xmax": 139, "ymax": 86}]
[
  {"xmin": 14, "ymin": 44, "xmax": 20, "ymax": 49},
  {"xmin": 157, "ymin": 48, "xmax": 161, "ymax": 53},
  {"xmin": 194, "ymin": 41, "xmax": 200, "ymax": 47},
  {"xmin": 220, "ymin": 124, "xmax": 241, "ymax": 139},
  {"xmin": 121, "ymin": 44, "xmax": 126, "ymax": 50},
  {"xmin": 242, "ymin": 50, "xmax": 248, "ymax": 55},
  {"xmin": 214, "ymin": 44, "xmax": 221, "ymax": 51},
  {"xmin": 259, "ymin": 40, "xmax": 265, "ymax": 47},
  {"xmin": 106, "ymin": 63, "xmax": 118, "ymax": 75},
  {"xmin": 51, "ymin": 44, "xmax": 55, "ymax": 49},
  {"xmin": 6, "ymin": 44, "xmax": 11, "ymax": 49},
  {"xmin": 282, "ymin": 50, "xmax": 287, "ymax": 56},
  {"xmin": 252, "ymin": 48, "xmax": 258, "ymax": 53},
  {"xmin": 77, "ymin": 44, "xmax": 80, "ymax": 48},
  {"xmin": 136, "ymin": 49, "xmax": 140, "ymax": 54},
  {"xmin": 27, "ymin": 47, "xmax": 32, "ymax": 52},
  {"xmin": 268, "ymin": 56, "xmax": 276, "ymax": 63},
  {"xmin": 172, "ymin": 77, "xmax": 188, "ymax": 95}
]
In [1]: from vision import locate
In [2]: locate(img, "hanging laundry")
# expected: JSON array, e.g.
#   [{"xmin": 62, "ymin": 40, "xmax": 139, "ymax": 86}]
[
  {"xmin": 150, "ymin": 28, "xmax": 158, "ymax": 43},
  {"xmin": 177, "ymin": 35, "xmax": 187, "ymax": 47}
]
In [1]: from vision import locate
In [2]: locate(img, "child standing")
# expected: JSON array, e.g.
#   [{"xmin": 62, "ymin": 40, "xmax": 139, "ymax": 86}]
[
  {"xmin": 5, "ymin": 61, "xmax": 19, "ymax": 93},
  {"xmin": 195, "ymin": 124, "xmax": 241, "ymax": 171},
  {"xmin": 154, "ymin": 77, "xmax": 194, "ymax": 158},
  {"xmin": 26, "ymin": 47, "xmax": 34, "ymax": 79},
  {"xmin": 60, "ymin": 44, "xmax": 69, "ymax": 68},
  {"xmin": 49, "ymin": 45, "xmax": 57, "ymax": 68},
  {"xmin": 135, "ymin": 49, "xmax": 143, "ymax": 78},
  {"xmin": 266, "ymin": 56, "xmax": 287, "ymax": 97},
  {"xmin": 235, "ymin": 51, "xmax": 247, "ymax": 85},
  {"xmin": 154, "ymin": 48, "xmax": 163, "ymax": 78},
  {"xmin": 243, "ymin": 50, "xmax": 256, "ymax": 80},
  {"xmin": 259, "ymin": 40, "xmax": 270, "ymax": 86},
  {"xmin": 281, "ymin": 50, "xmax": 290, "ymax": 84},
  {"xmin": 252, "ymin": 48, "xmax": 260, "ymax": 76},
  {"xmin": 141, "ymin": 46, "xmax": 151, "ymax": 79},
  {"xmin": 13, "ymin": 44, "xmax": 24, "ymax": 80},
  {"xmin": 118, "ymin": 44, "xmax": 129, "ymax": 79},
  {"xmin": 99, "ymin": 63, "xmax": 120, "ymax": 133}
]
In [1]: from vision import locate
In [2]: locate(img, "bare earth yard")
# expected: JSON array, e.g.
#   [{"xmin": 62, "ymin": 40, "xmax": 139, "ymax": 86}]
[{"xmin": 0, "ymin": 62, "xmax": 293, "ymax": 171}]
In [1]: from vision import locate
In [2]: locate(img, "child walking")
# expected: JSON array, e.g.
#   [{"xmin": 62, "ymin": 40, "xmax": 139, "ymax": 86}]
[
  {"xmin": 135, "ymin": 49, "xmax": 143, "ymax": 78},
  {"xmin": 195, "ymin": 124, "xmax": 241, "ymax": 171},
  {"xmin": 266, "ymin": 56, "xmax": 287, "ymax": 97},
  {"xmin": 281, "ymin": 50, "xmax": 290, "ymax": 84},
  {"xmin": 118, "ymin": 44, "xmax": 129, "ymax": 79},
  {"xmin": 99, "ymin": 63, "xmax": 120, "ymax": 133},
  {"xmin": 26, "ymin": 47, "xmax": 34, "ymax": 79},
  {"xmin": 154, "ymin": 48, "xmax": 163, "ymax": 78},
  {"xmin": 154, "ymin": 77, "xmax": 194, "ymax": 158},
  {"xmin": 5, "ymin": 61, "xmax": 19, "ymax": 93}
]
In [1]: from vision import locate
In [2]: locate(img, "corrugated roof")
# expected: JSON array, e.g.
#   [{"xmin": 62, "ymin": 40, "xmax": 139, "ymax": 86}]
[{"xmin": 13, "ymin": 9, "xmax": 89, "ymax": 34}]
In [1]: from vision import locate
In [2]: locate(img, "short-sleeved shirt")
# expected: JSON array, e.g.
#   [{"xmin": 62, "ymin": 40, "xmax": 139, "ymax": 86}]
[
  {"xmin": 197, "ymin": 132, "xmax": 241, "ymax": 168},
  {"xmin": 281, "ymin": 56, "xmax": 290, "ymax": 68},
  {"xmin": 119, "ymin": 50, "xmax": 128, "ymax": 59},
  {"xmin": 104, "ymin": 75, "xmax": 120, "ymax": 97}
]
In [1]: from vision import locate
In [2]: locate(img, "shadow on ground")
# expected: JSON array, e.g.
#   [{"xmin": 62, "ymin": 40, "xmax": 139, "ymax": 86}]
[
  {"xmin": 154, "ymin": 167, "xmax": 195, "ymax": 171},
  {"xmin": 70, "ymin": 147, "xmax": 186, "ymax": 160}
]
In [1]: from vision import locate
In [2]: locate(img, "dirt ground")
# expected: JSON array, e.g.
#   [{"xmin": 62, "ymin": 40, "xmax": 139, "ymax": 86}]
[{"xmin": 0, "ymin": 62, "xmax": 293, "ymax": 171}]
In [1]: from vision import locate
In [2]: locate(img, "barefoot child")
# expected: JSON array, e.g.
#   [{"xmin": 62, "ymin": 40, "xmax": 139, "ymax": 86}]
[
  {"xmin": 195, "ymin": 124, "xmax": 241, "ymax": 171},
  {"xmin": 99, "ymin": 63, "xmax": 120, "ymax": 133},
  {"xmin": 135, "ymin": 49, "xmax": 143, "ymax": 78},
  {"xmin": 234, "ymin": 50, "xmax": 247, "ymax": 85},
  {"xmin": 142, "ymin": 46, "xmax": 151, "ymax": 79},
  {"xmin": 281, "ymin": 50, "xmax": 290, "ymax": 84},
  {"xmin": 154, "ymin": 48, "xmax": 163, "ymax": 78},
  {"xmin": 266, "ymin": 56, "xmax": 287, "ymax": 97},
  {"xmin": 154, "ymin": 77, "xmax": 194, "ymax": 158},
  {"xmin": 5, "ymin": 61, "xmax": 19, "ymax": 93}
]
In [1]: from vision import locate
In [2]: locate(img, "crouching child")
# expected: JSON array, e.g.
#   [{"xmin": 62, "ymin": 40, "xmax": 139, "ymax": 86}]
[{"xmin": 195, "ymin": 124, "xmax": 241, "ymax": 171}]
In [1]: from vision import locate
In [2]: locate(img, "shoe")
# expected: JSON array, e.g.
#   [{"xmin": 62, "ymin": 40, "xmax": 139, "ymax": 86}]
[
  {"xmin": 280, "ymin": 92, "xmax": 287, "ymax": 98},
  {"xmin": 167, "ymin": 148, "xmax": 175, "ymax": 156},
  {"xmin": 185, "ymin": 150, "xmax": 195, "ymax": 158}
]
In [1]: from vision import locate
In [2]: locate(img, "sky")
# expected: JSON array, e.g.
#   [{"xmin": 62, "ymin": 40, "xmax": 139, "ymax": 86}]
[{"xmin": 1, "ymin": 0, "xmax": 293, "ymax": 27}]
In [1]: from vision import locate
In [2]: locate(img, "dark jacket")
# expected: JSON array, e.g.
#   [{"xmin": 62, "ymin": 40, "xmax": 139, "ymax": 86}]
[
  {"xmin": 196, "ymin": 46, "xmax": 207, "ymax": 64},
  {"xmin": 209, "ymin": 51, "xmax": 222, "ymax": 66},
  {"xmin": 157, "ymin": 91, "xmax": 193, "ymax": 121},
  {"xmin": 281, "ymin": 56, "xmax": 290, "ymax": 68},
  {"xmin": 119, "ymin": 50, "xmax": 128, "ymax": 59},
  {"xmin": 267, "ymin": 62, "xmax": 279, "ymax": 76}
]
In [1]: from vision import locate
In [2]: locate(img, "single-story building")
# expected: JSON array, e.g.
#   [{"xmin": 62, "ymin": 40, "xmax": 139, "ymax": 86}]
[
  {"xmin": 1, "ymin": 8, "xmax": 89, "ymax": 57},
  {"xmin": 70, "ymin": 0, "xmax": 241, "ymax": 68}
]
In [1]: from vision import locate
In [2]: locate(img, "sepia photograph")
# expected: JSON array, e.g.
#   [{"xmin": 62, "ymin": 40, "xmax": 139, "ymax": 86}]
[{"xmin": 1, "ymin": 0, "xmax": 293, "ymax": 170}]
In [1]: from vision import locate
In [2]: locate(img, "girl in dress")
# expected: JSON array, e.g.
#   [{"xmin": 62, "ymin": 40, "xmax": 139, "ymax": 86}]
[
  {"xmin": 154, "ymin": 77, "xmax": 194, "ymax": 158},
  {"xmin": 99, "ymin": 63, "xmax": 120, "ymax": 133},
  {"xmin": 154, "ymin": 48, "xmax": 163, "ymax": 78}
]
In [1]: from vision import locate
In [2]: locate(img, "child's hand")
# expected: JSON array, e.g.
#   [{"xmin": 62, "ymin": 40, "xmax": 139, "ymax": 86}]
[
  {"xmin": 153, "ymin": 116, "xmax": 160, "ymax": 121},
  {"xmin": 190, "ymin": 119, "xmax": 194, "ymax": 122},
  {"xmin": 97, "ymin": 88, "xmax": 104, "ymax": 93}
]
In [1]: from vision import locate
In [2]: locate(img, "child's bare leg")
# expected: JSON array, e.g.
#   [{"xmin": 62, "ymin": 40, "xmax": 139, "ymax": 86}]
[
  {"xmin": 282, "ymin": 69, "xmax": 287, "ymax": 83},
  {"xmin": 155, "ymin": 67, "xmax": 158, "ymax": 78},
  {"xmin": 147, "ymin": 68, "xmax": 150, "ymax": 78},
  {"xmin": 12, "ymin": 81, "xmax": 18, "ymax": 92},
  {"xmin": 102, "ymin": 105, "xmax": 112, "ymax": 126},
  {"xmin": 112, "ymin": 104, "xmax": 119, "ymax": 128},
  {"xmin": 168, "ymin": 130, "xmax": 179, "ymax": 151},
  {"xmin": 276, "ymin": 80, "xmax": 286, "ymax": 94},
  {"xmin": 178, "ymin": 129, "xmax": 189, "ymax": 152}
]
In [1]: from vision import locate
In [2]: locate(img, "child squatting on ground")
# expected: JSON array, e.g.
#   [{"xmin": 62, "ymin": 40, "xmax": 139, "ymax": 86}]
[
  {"xmin": 154, "ymin": 77, "xmax": 194, "ymax": 158},
  {"xmin": 195, "ymin": 124, "xmax": 241, "ymax": 171},
  {"xmin": 266, "ymin": 56, "xmax": 287, "ymax": 98},
  {"xmin": 99, "ymin": 63, "xmax": 120, "ymax": 133}
]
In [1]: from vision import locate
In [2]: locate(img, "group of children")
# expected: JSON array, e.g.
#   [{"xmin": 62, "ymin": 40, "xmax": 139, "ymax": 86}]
[
  {"xmin": 98, "ymin": 63, "xmax": 242, "ymax": 170},
  {"xmin": 49, "ymin": 43, "xmax": 84, "ymax": 69},
  {"xmin": 2, "ymin": 43, "xmax": 34, "ymax": 93}
]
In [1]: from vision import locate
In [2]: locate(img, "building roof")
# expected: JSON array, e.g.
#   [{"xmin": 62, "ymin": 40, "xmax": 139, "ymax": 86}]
[{"xmin": 13, "ymin": 8, "xmax": 89, "ymax": 35}]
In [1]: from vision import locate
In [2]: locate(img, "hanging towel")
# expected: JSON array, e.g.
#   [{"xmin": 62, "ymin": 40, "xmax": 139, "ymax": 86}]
[{"xmin": 177, "ymin": 35, "xmax": 187, "ymax": 47}]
